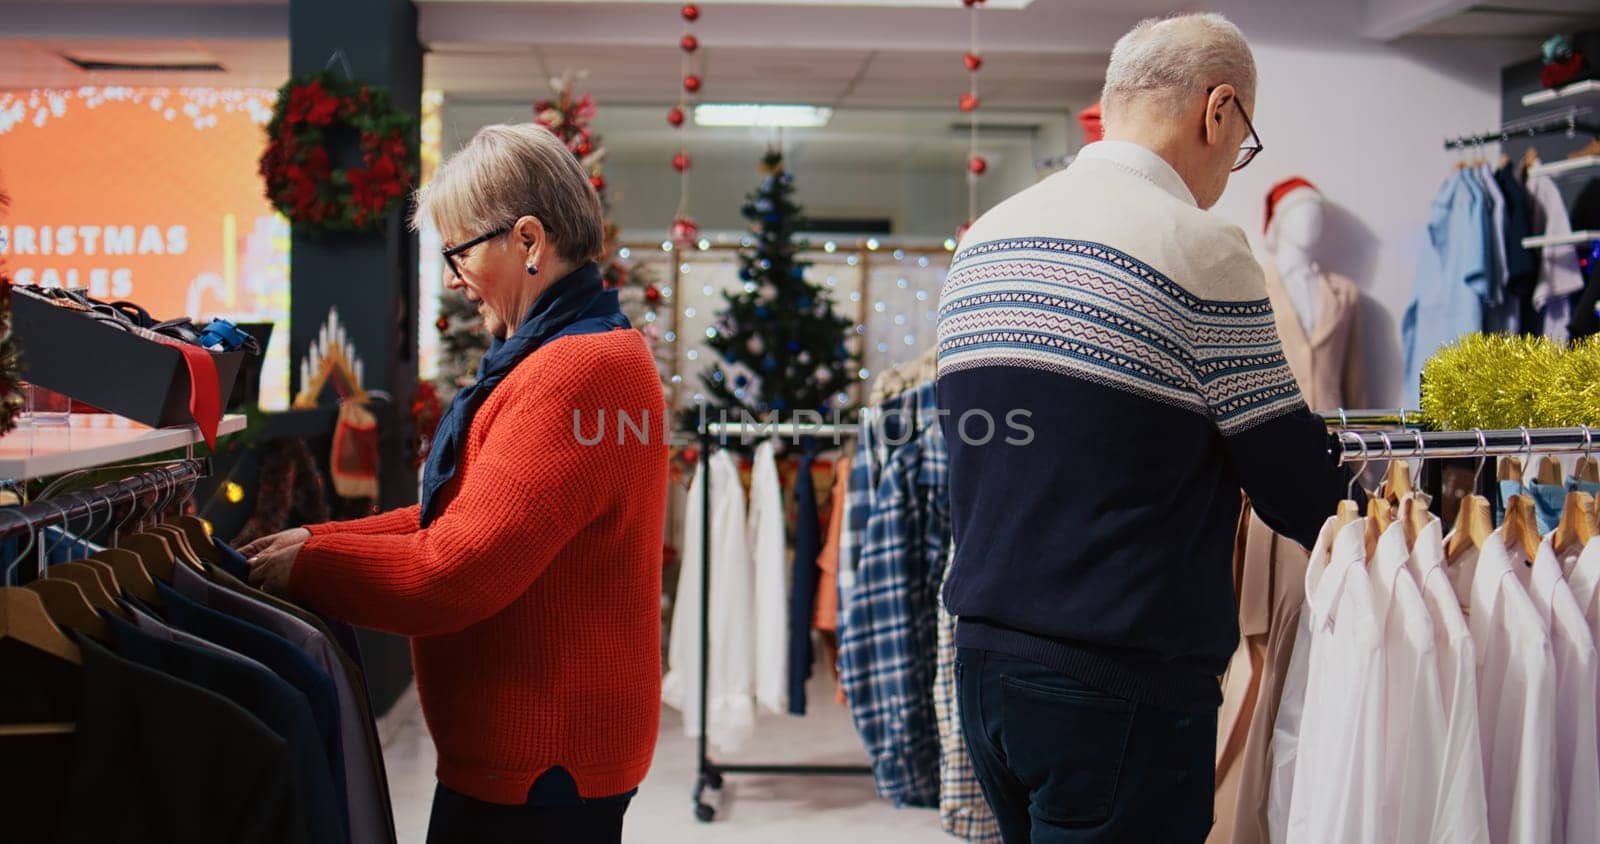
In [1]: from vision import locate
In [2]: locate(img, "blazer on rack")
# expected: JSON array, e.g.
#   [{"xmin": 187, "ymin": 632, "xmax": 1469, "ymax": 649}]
[{"xmin": 1260, "ymin": 262, "xmax": 1364, "ymax": 414}]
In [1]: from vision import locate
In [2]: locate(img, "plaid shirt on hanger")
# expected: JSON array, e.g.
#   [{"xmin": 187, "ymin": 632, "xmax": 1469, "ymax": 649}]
[{"xmin": 839, "ymin": 383, "xmax": 947, "ymax": 808}]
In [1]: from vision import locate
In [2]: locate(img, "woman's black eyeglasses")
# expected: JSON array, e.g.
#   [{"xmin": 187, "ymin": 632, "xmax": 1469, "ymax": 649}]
[{"xmin": 441, "ymin": 226, "xmax": 510, "ymax": 281}]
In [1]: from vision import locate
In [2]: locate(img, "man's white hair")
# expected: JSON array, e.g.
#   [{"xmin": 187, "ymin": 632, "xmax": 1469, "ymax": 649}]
[{"xmin": 1101, "ymin": 13, "xmax": 1256, "ymax": 119}]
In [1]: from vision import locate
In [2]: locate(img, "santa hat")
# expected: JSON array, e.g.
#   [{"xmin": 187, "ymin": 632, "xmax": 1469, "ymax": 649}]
[
  {"xmin": 1263, "ymin": 177, "xmax": 1320, "ymax": 236},
  {"xmin": 1077, "ymin": 101, "xmax": 1103, "ymax": 144}
]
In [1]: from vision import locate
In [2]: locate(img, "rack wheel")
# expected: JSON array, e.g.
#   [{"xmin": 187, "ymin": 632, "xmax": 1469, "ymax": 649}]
[
  {"xmin": 695, "ymin": 802, "xmax": 716, "ymax": 822},
  {"xmin": 706, "ymin": 771, "xmax": 724, "ymax": 790}
]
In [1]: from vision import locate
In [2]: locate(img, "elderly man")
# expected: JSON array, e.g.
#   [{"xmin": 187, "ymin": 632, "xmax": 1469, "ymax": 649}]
[{"xmin": 938, "ymin": 14, "xmax": 1348, "ymax": 841}]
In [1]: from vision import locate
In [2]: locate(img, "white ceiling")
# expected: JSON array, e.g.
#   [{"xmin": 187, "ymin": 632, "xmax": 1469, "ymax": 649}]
[{"xmin": 0, "ymin": 0, "xmax": 1591, "ymax": 108}]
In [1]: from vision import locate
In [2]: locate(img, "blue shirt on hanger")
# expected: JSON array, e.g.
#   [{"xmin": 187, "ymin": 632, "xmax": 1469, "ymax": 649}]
[{"xmin": 1403, "ymin": 170, "xmax": 1490, "ymax": 407}]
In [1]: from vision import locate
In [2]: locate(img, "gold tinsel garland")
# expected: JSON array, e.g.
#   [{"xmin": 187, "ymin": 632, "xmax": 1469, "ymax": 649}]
[{"xmin": 1421, "ymin": 333, "xmax": 1600, "ymax": 430}]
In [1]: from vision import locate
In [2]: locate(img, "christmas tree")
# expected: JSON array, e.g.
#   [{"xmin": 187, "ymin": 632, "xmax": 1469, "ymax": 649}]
[
  {"xmin": 434, "ymin": 71, "xmax": 669, "ymax": 398},
  {"xmin": 698, "ymin": 150, "xmax": 856, "ymax": 419},
  {"xmin": 0, "ymin": 187, "xmax": 21, "ymax": 437}
]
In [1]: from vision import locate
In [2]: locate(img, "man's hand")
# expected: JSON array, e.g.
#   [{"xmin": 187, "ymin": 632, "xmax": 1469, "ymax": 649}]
[
  {"xmin": 238, "ymin": 528, "xmax": 310, "ymax": 560},
  {"xmin": 247, "ymin": 539, "xmax": 306, "ymax": 597}
]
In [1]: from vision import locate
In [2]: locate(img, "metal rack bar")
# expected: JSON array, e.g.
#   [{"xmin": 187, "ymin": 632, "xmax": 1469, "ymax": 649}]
[
  {"xmin": 0, "ymin": 459, "xmax": 206, "ymax": 542},
  {"xmin": 1332, "ymin": 426, "xmax": 1600, "ymax": 465},
  {"xmin": 1442, "ymin": 105, "xmax": 1598, "ymax": 149},
  {"xmin": 1319, "ymin": 408, "xmax": 1424, "ymax": 428}
]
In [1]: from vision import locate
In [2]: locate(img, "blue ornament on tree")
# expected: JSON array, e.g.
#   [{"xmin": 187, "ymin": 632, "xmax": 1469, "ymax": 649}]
[
  {"xmin": 762, "ymin": 356, "xmax": 778, "ymax": 372},
  {"xmin": 739, "ymin": 266, "xmax": 754, "ymax": 281},
  {"xmin": 755, "ymin": 306, "xmax": 770, "ymax": 319},
  {"xmin": 735, "ymin": 374, "xmax": 749, "ymax": 388},
  {"xmin": 755, "ymin": 197, "xmax": 772, "ymax": 213},
  {"xmin": 786, "ymin": 339, "xmax": 802, "ymax": 354},
  {"xmin": 797, "ymin": 296, "xmax": 813, "ymax": 310},
  {"xmin": 724, "ymin": 351, "xmax": 738, "ymax": 364},
  {"xmin": 764, "ymin": 212, "xmax": 781, "ymax": 225},
  {"xmin": 790, "ymin": 266, "xmax": 805, "ymax": 281},
  {"xmin": 772, "ymin": 398, "xmax": 787, "ymax": 411}
]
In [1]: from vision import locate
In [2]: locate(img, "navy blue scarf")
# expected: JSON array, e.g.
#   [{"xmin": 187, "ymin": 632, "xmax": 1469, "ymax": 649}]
[{"xmin": 420, "ymin": 261, "xmax": 628, "ymax": 526}]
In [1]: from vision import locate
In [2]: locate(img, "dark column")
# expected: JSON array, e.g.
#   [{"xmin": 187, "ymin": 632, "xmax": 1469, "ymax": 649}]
[
  {"xmin": 289, "ymin": 0, "xmax": 422, "ymax": 714},
  {"xmin": 289, "ymin": 0, "xmax": 422, "ymax": 512}
]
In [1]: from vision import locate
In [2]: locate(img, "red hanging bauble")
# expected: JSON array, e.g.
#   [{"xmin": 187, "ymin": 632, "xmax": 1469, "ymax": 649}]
[
  {"xmin": 959, "ymin": 93, "xmax": 980, "ymax": 112},
  {"xmin": 681, "ymin": 3, "xmax": 700, "ymax": 21},
  {"xmin": 672, "ymin": 152, "xmax": 692, "ymax": 172},
  {"xmin": 969, "ymin": 155, "xmax": 988, "ymax": 175},
  {"xmin": 591, "ymin": 174, "xmax": 607, "ymax": 191},
  {"xmin": 683, "ymin": 75, "xmax": 702, "ymax": 93},
  {"xmin": 645, "ymin": 285, "xmax": 663, "ymax": 304},
  {"xmin": 667, "ymin": 106, "xmax": 686, "ymax": 127},
  {"xmin": 576, "ymin": 139, "xmax": 592, "ymax": 156},
  {"xmin": 435, "ymin": 317, "xmax": 448, "ymax": 333},
  {"xmin": 964, "ymin": 53, "xmax": 983, "ymax": 72},
  {"xmin": 681, "ymin": 34, "xmax": 700, "ymax": 53},
  {"xmin": 961, "ymin": 0, "xmax": 986, "ymax": 6},
  {"xmin": 682, "ymin": 446, "xmax": 701, "ymax": 465},
  {"xmin": 670, "ymin": 215, "xmax": 700, "ymax": 247}
]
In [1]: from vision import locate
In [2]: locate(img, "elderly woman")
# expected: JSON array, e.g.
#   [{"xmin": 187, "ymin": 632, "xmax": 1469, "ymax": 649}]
[{"xmin": 244, "ymin": 123, "xmax": 668, "ymax": 843}]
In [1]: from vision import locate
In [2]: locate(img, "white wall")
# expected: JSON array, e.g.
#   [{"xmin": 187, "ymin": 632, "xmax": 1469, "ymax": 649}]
[{"xmin": 1203, "ymin": 3, "xmax": 1532, "ymax": 407}]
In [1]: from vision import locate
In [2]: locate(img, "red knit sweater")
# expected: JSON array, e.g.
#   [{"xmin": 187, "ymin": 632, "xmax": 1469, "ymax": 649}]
[{"xmin": 292, "ymin": 328, "xmax": 668, "ymax": 804}]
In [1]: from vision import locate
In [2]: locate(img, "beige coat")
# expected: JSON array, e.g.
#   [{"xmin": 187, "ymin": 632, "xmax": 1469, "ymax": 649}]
[{"xmin": 1260, "ymin": 262, "xmax": 1365, "ymax": 414}]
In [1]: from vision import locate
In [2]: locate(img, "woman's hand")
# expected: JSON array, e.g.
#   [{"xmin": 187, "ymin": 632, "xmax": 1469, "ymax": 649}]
[
  {"xmin": 238, "ymin": 527, "xmax": 310, "ymax": 560},
  {"xmin": 247, "ymin": 539, "xmax": 306, "ymax": 597}
]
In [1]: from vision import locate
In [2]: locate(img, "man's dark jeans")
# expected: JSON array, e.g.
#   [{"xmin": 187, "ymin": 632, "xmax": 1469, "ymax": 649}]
[{"xmin": 956, "ymin": 647, "xmax": 1215, "ymax": 842}]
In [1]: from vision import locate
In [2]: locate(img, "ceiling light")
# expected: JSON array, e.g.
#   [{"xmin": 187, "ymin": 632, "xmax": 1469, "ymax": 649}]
[{"xmin": 694, "ymin": 104, "xmax": 833, "ymax": 128}]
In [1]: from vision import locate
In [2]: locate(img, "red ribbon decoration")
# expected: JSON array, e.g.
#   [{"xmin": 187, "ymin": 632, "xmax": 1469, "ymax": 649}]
[{"xmin": 150, "ymin": 334, "xmax": 222, "ymax": 448}]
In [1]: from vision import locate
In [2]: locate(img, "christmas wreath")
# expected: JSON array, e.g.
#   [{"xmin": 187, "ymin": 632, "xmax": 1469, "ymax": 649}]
[{"xmin": 260, "ymin": 73, "xmax": 417, "ymax": 234}]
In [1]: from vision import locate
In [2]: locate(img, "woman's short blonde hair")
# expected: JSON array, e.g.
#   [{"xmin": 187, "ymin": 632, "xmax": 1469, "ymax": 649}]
[{"xmin": 414, "ymin": 123, "xmax": 605, "ymax": 263}]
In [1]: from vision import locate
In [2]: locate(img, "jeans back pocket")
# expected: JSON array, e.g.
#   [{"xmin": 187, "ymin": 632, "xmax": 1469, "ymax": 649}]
[{"xmin": 998, "ymin": 674, "xmax": 1136, "ymax": 826}]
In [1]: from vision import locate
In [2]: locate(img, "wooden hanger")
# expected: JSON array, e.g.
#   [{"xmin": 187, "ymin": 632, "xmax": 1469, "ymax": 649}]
[
  {"xmin": 1578, "ymin": 457, "xmax": 1600, "ymax": 484},
  {"xmin": 1503, "ymin": 493, "xmax": 1541, "ymax": 563},
  {"xmin": 171, "ymin": 516, "xmax": 218, "ymax": 564},
  {"xmin": 72, "ymin": 559, "xmax": 121, "ymax": 597},
  {"xmin": 1569, "ymin": 138, "xmax": 1600, "ymax": 160},
  {"xmin": 1366, "ymin": 496, "xmax": 1393, "ymax": 559},
  {"xmin": 91, "ymin": 548, "xmax": 160, "ymax": 607},
  {"xmin": 1384, "ymin": 460, "xmax": 1415, "ymax": 503},
  {"xmin": 1334, "ymin": 432, "xmax": 1367, "ymax": 533},
  {"xmin": 1401, "ymin": 493, "xmax": 1433, "ymax": 549},
  {"xmin": 1499, "ymin": 455, "xmax": 1524, "ymax": 485},
  {"xmin": 47, "ymin": 562, "xmax": 130, "ymax": 622},
  {"xmin": 1554, "ymin": 491, "xmax": 1598, "ymax": 558},
  {"xmin": 24, "ymin": 579, "xmax": 112, "ymax": 645},
  {"xmin": 1536, "ymin": 455, "xmax": 1564, "ymax": 486},
  {"xmin": 120, "ymin": 532, "xmax": 176, "ymax": 582},
  {"xmin": 0, "ymin": 587, "xmax": 82, "ymax": 666},
  {"xmin": 1522, "ymin": 146, "xmax": 1542, "ymax": 175},
  {"xmin": 1447, "ymin": 429, "xmax": 1495, "ymax": 564},
  {"xmin": 149, "ymin": 524, "xmax": 205, "ymax": 572}
]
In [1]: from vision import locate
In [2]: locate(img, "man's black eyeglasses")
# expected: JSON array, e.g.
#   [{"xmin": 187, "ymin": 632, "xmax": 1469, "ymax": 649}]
[
  {"xmin": 442, "ymin": 226, "xmax": 510, "ymax": 281},
  {"xmin": 1207, "ymin": 87, "xmax": 1264, "ymax": 172}
]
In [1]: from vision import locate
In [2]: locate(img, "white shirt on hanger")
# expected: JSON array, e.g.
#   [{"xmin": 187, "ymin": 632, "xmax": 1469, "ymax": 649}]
[
  {"xmin": 662, "ymin": 452, "xmax": 757, "ymax": 752},
  {"xmin": 1447, "ymin": 530, "xmax": 1557, "ymax": 844},
  {"xmin": 1406, "ymin": 515, "xmax": 1492, "ymax": 844},
  {"xmin": 1282, "ymin": 517, "xmax": 1384, "ymax": 844},
  {"xmin": 1370, "ymin": 521, "xmax": 1449, "ymax": 843},
  {"xmin": 748, "ymin": 440, "xmax": 789, "ymax": 714},
  {"xmin": 1268, "ymin": 520, "xmax": 1329, "ymax": 844},
  {"xmin": 1562, "ymin": 537, "xmax": 1600, "ymax": 639},
  {"xmin": 1522, "ymin": 537, "xmax": 1600, "ymax": 843}
]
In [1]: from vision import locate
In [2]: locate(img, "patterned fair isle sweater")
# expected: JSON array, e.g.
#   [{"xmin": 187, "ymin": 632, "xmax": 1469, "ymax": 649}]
[
  {"xmin": 937, "ymin": 141, "xmax": 1347, "ymax": 711},
  {"xmin": 293, "ymin": 328, "xmax": 669, "ymax": 803}
]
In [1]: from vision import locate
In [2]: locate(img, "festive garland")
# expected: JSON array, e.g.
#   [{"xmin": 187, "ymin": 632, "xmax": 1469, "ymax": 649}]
[
  {"xmin": 260, "ymin": 72, "xmax": 417, "ymax": 234},
  {"xmin": 1421, "ymin": 333, "xmax": 1600, "ymax": 430}
]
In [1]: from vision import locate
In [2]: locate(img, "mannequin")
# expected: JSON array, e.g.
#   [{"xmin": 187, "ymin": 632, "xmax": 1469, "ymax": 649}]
[{"xmin": 1268, "ymin": 197, "xmax": 1325, "ymax": 337}]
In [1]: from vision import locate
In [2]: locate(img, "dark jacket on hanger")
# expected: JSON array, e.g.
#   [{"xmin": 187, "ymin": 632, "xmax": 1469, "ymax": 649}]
[
  {"xmin": 1495, "ymin": 163, "xmax": 1540, "ymax": 332},
  {"xmin": 154, "ymin": 578, "xmax": 349, "ymax": 839},
  {"xmin": 106, "ymin": 612, "xmax": 344, "ymax": 844},
  {"xmin": 60, "ymin": 635, "xmax": 302, "ymax": 844},
  {"xmin": 788, "ymin": 446, "xmax": 823, "ymax": 715}
]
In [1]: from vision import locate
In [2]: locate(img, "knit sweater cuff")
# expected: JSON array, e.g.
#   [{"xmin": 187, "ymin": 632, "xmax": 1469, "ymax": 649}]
[{"xmin": 306, "ymin": 505, "xmax": 420, "ymax": 538}]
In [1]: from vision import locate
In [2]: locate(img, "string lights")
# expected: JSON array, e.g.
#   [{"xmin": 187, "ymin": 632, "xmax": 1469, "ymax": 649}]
[{"xmin": 668, "ymin": 3, "xmax": 702, "ymax": 248}]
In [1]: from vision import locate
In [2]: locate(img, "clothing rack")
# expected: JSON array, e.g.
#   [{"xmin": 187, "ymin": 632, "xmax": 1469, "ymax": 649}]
[
  {"xmin": 0, "ymin": 458, "xmax": 207, "ymax": 577},
  {"xmin": 1442, "ymin": 105, "xmax": 1598, "ymax": 149},
  {"xmin": 691, "ymin": 421, "xmax": 871, "ymax": 823},
  {"xmin": 685, "ymin": 410, "xmax": 1588, "ymax": 821}
]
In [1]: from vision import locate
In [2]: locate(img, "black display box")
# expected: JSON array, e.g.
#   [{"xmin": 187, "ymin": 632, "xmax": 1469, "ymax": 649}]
[{"xmin": 13, "ymin": 291, "xmax": 244, "ymax": 430}]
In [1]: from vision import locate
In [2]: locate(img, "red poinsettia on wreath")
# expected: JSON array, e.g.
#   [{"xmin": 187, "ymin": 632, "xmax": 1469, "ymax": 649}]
[{"xmin": 260, "ymin": 72, "xmax": 418, "ymax": 235}]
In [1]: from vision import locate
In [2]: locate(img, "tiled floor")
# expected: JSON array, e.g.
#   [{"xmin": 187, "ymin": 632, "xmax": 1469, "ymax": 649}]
[{"xmin": 378, "ymin": 673, "xmax": 950, "ymax": 843}]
